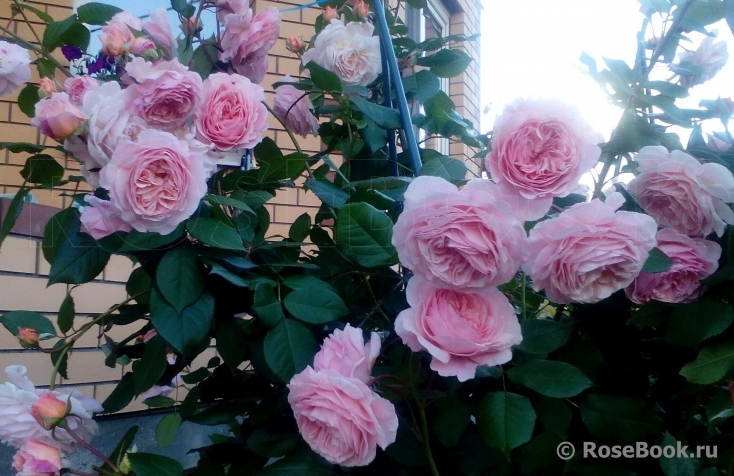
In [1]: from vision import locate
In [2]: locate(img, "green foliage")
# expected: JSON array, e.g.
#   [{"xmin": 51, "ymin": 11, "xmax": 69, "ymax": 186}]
[
  {"xmin": 156, "ymin": 413, "xmax": 181, "ymax": 448},
  {"xmin": 507, "ymin": 360, "xmax": 592, "ymax": 398},
  {"xmin": 128, "ymin": 453, "xmax": 184, "ymax": 476},
  {"xmin": 336, "ymin": 203, "xmax": 398, "ymax": 268},
  {"xmin": 17, "ymin": 84, "xmax": 39, "ymax": 118},
  {"xmin": 416, "ymin": 48, "xmax": 473, "ymax": 78},
  {"xmin": 149, "ymin": 288, "xmax": 214, "ymax": 355},
  {"xmin": 76, "ymin": 2, "xmax": 123, "ymax": 24},
  {"xmin": 642, "ymin": 247, "xmax": 674, "ymax": 273},
  {"xmin": 263, "ymin": 319, "xmax": 318, "ymax": 382},
  {"xmin": 477, "ymin": 392, "xmax": 536, "ymax": 457},
  {"xmin": 0, "ymin": 311, "xmax": 56, "ymax": 340},
  {"xmin": 580, "ymin": 393, "xmax": 663, "ymax": 445}
]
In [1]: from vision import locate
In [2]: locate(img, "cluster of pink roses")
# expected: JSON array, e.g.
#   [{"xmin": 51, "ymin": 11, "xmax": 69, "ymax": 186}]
[
  {"xmin": 288, "ymin": 325, "xmax": 398, "ymax": 467},
  {"xmin": 0, "ymin": 366, "xmax": 102, "ymax": 476}
]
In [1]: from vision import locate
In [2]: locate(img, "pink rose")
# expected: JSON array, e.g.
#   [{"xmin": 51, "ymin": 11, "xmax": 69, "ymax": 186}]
[
  {"xmin": 216, "ymin": 0, "xmax": 247, "ymax": 23},
  {"xmin": 288, "ymin": 367, "xmax": 398, "ymax": 466},
  {"xmin": 392, "ymin": 176, "xmax": 528, "ymax": 290},
  {"xmin": 195, "ymin": 72, "xmax": 268, "ymax": 151},
  {"xmin": 273, "ymin": 75, "xmax": 320, "ymax": 137},
  {"xmin": 676, "ymin": 36, "xmax": 728, "ymax": 88},
  {"xmin": 0, "ymin": 41, "xmax": 31, "ymax": 97},
  {"xmin": 324, "ymin": 6, "xmax": 338, "ymax": 22},
  {"xmin": 395, "ymin": 277, "xmax": 522, "ymax": 381},
  {"xmin": 32, "ymin": 93, "xmax": 85, "ymax": 142},
  {"xmin": 38, "ymin": 77, "xmax": 56, "ymax": 98},
  {"xmin": 12, "ymin": 439, "xmax": 62, "ymax": 476},
  {"xmin": 143, "ymin": 8, "xmax": 177, "ymax": 56},
  {"xmin": 63, "ymin": 136, "xmax": 103, "ymax": 189},
  {"xmin": 99, "ymin": 11, "xmax": 142, "ymax": 57},
  {"xmin": 627, "ymin": 146, "xmax": 734, "ymax": 237},
  {"xmin": 354, "ymin": 0, "xmax": 369, "ymax": 18},
  {"xmin": 313, "ymin": 324, "xmax": 380, "ymax": 383},
  {"xmin": 130, "ymin": 37, "xmax": 157, "ymax": 56},
  {"xmin": 80, "ymin": 195, "xmax": 133, "ymax": 240},
  {"xmin": 63, "ymin": 76, "xmax": 98, "ymax": 105},
  {"xmin": 99, "ymin": 129, "xmax": 210, "ymax": 234},
  {"xmin": 220, "ymin": 7, "xmax": 281, "ymax": 84},
  {"xmin": 286, "ymin": 36, "xmax": 304, "ymax": 54},
  {"xmin": 485, "ymin": 98, "xmax": 602, "ymax": 214},
  {"xmin": 522, "ymin": 193, "xmax": 658, "ymax": 304},
  {"xmin": 125, "ymin": 57, "xmax": 203, "ymax": 128},
  {"xmin": 626, "ymin": 228, "xmax": 721, "ymax": 304},
  {"xmin": 302, "ymin": 20, "xmax": 382, "ymax": 87}
]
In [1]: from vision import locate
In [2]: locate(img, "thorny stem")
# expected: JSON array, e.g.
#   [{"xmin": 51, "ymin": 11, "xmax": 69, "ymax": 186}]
[
  {"xmin": 412, "ymin": 381, "xmax": 440, "ymax": 476},
  {"xmin": 62, "ymin": 422, "xmax": 120, "ymax": 473},
  {"xmin": 13, "ymin": 0, "xmax": 41, "ymax": 45}
]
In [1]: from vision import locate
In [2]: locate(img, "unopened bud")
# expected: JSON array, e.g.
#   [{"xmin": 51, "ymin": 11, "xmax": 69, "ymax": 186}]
[
  {"xmin": 354, "ymin": 0, "xmax": 369, "ymax": 18},
  {"xmin": 324, "ymin": 6, "xmax": 337, "ymax": 22},
  {"xmin": 286, "ymin": 36, "xmax": 304, "ymax": 54},
  {"xmin": 37, "ymin": 78, "xmax": 56, "ymax": 99},
  {"xmin": 30, "ymin": 392, "xmax": 70, "ymax": 430},
  {"xmin": 18, "ymin": 328, "xmax": 39, "ymax": 348},
  {"xmin": 180, "ymin": 17, "xmax": 203, "ymax": 36}
]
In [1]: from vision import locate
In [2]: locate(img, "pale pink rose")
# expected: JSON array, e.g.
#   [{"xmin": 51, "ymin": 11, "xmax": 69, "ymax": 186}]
[
  {"xmin": 99, "ymin": 129, "xmax": 210, "ymax": 234},
  {"xmin": 195, "ymin": 72, "xmax": 268, "ymax": 151},
  {"xmin": 220, "ymin": 7, "xmax": 281, "ymax": 84},
  {"xmin": 125, "ymin": 57, "xmax": 203, "ymax": 128},
  {"xmin": 12, "ymin": 439, "xmax": 62, "ymax": 476},
  {"xmin": 216, "ymin": 0, "xmax": 247, "ymax": 23},
  {"xmin": 288, "ymin": 367, "xmax": 398, "ymax": 466},
  {"xmin": 626, "ymin": 228, "xmax": 721, "ymax": 304},
  {"xmin": 676, "ymin": 36, "xmax": 728, "ymax": 88},
  {"xmin": 30, "ymin": 393, "xmax": 68, "ymax": 430},
  {"xmin": 82, "ymin": 81, "xmax": 149, "ymax": 168},
  {"xmin": 80, "ymin": 195, "xmax": 133, "ymax": 240},
  {"xmin": 522, "ymin": 193, "xmax": 658, "ymax": 304},
  {"xmin": 37, "ymin": 77, "xmax": 56, "ymax": 98},
  {"xmin": 64, "ymin": 136, "xmax": 103, "ymax": 189},
  {"xmin": 627, "ymin": 146, "xmax": 734, "ymax": 237},
  {"xmin": 0, "ymin": 41, "xmax": 31, "ymax": 97},
  {"xmin": 143, "ymin": 8, "xmax": 177, "ymax": 55},
  {"xmin": 324, "ymin": 6, "xmax": 338, "ymax": 22},
  {"xmin": 302, "ymin": 20, "xmax": 381, "ymax": 87},
  {"xmin": 286, "ymin": 36, "xmax": 304, "ymax": 54},
  {"xmin": 273, "ymin": 75, "xmax": 320, "ymax": 137},
  {"xmin": 392, "ymin": 176, "xmax": 528, "ymax": 290},
  {"xmin": 313, "ymin": 324, "xmax": 380, "ymax": 383},
  {"xmin": 486, "ymin": 98, "xmax": 602, "ymax": 213},
  {"xmin": 32, "ymin": 93, "xmax": 84, "ymax": 142},
  {"xmin": 0, "ymin": 366, "xmax": 101, "ymax": 451},
  {"xmin": 63, "ymin": 76, "xmax": 98, "ymax": 105},
  {"xmin": 99, "ymin": 11, "xmax": 142, "ymax": 57},
  {"xmin": 130, "ymin": 37, "xmax": 157, "ymax": 55},
  {"xmin": 395, "ymin": 277, "xmax": 522, "ymax": 382}
]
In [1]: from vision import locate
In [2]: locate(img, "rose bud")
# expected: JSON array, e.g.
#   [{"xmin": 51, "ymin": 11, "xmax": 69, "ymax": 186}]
[
  {"xmin": 32, "ymin": 92, "xmax": 85, "ymax": 142},
  {"xmin": 180, "ymin": 17, "xmax": 203, "ymax": 36},
  {"xmin": 18, "ymin": 328, "xmax": 39, "ymax": 348},
  {"xmin": 354, "ymin": 0, "xmax": 369, "ymax": 18},
  {"xmin": 37, "ymin": 77, "xmax": 56, "ymax": 98},
  {"xmin": 324, "ymin": 6, "xmax": 338, "ymax": 21},
  {"xmin": 286, "ymin": 36, "xmax": 304, "ymax": 54},
  {"xmin": 130, "ymin": 37, "xmax": 156, "ymax": 56},
  {"xmin": 31, "ymin": 392, "xmax": 70, "ymax": 430}
]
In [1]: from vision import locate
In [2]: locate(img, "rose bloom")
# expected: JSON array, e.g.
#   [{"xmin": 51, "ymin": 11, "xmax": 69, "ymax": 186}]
[
  {"xmin": 324, "ymin": 6, "xmax": 338, "ymax": 22},
  {"xmin": 220, "ymin": 7, "xmax": 281, "ymax": 84},
  {"xmin": 627, "ymin": 146, "xmax": 734, "ymax": 237},
  {"xmin": 64, "ymin": 136, "xmax": 103, "ymax": 189},
  {"xmin": 99, "ymin": 11, "xmax": 142, "ymax": 56},
  {"xmin": 626, "ymin": 228, "xmax": 721, "ymax": 304},
  {"xmin": 38, "ymin": 77, "xmax": 56, "ymax": 98},
  {"xmin": 392, "ymin": 176, "xmax": 527, "ymax": 290},
  {"xmin": 0, "ymin": 365, "xmax": 101, "ymax": 451},
  {"xmin": 99, "ymin": 129, "xmax": 211, "ymax": 235},
  {"xmin": 216, "ymin": 0, "xmax": 247, "ymax": 23},
  {"xmin": 130, "ymin": 37, "xmax": 157, "ymax": 56},
  {"xmin": 63, "ymin": 76, "xmax": 98, "ymax": 105},
  {"xmin": 288, "ymin": 367, "xmax": 398, "ymax": 466},
  {"xmin": 32, "ymin": 93, "xmax": 85, "ymax": 142},
  {"xmin": 195, "ymin": 72, "xmax": 268, "ymax": 151},
  {"xmin": 12, "ymin": 439, "xmax": 62, "ymax": 476},
  {"xmin": 0, "ymin": 41, "xmax": 31, "ymax": 97},
  {"xmin": 677, "ymin": 36, "xmax": 728, "ymax": 88},
  {"xmin": 302, "ymin": 20, "xmax": 382, "ymax": 87},
  {"xmin": 142, "ymin": 8, "xmax": 177, "ymax": 55},
  {"xmin": 273, "ymin": 75, "xmax": 320, "ymax": 137},
  {"xmin": 485, "ymin": 98, "xmax": 602, "ymax": 216},
  {"xmin": 31, "ymin": 393, "xmax": 68, "ymax": 430},
  {"xmin": 522, "ymin": 192, "xmax": 658, "ymax": 304},
  {"xmin": 82, "ymin": 81, "xmax": 149, "ymax": 168},
  {"xmin": 313, "ymin": 324, "xmax": 380, "ymax": 384},
  {"xmin": 395, "ymin": 277, "xmax": 522, "ymax": 381},
  {"xmin": 80, "ymin": 195, "xmax": 133, "ymax": 240},
  {"xmin": 125, "ymin": 57, "xmax": 203, "ymax": 128}
]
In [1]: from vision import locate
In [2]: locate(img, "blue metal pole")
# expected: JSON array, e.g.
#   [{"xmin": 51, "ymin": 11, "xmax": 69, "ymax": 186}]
[{"xmin": 379, "ymin": 39, "xmax": 399, "ymax": 176}]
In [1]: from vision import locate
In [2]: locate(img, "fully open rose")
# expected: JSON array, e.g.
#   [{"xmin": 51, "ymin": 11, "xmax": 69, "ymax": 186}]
[
  {"xmin": 313, "ymin": 324, "xmax": 380, "ymax": 384},
  {"xmin": 0, "ymin": 41, "xmax": 31, "ymax": 97},
  {"xmin": 220, "ymin": 7, "xmax": 281, "ymax": 84}
]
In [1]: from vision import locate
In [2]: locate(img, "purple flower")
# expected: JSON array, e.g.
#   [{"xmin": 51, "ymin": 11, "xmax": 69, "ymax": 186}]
[{"xmin": 61, "ymin": 45, "xmax": 83, "ymax": 61}]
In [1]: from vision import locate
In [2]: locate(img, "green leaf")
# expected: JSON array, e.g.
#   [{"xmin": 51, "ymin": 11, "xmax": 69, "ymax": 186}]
[
  {"xmin": 580, "ymin": 393, "xmax": 662, "ymax": 444},
  {"xmin": 627, "ymin": 300, "xmax": 672, "ymax": 327},
  {"xmin": 680, "ymin": 340, "xmax": 734, "ymax": 384},
  {"xmin": 128, "ymin": 452, "xmax": 184, "ymax": 476},
  {"xmin": 602, "ymin": 109, "xmax": 660, "ymax": 155},
  {"xmin": 42, "ymin": 14, "xmax": 78, "ymax": 51},
  {"xmin": 0, "ymin": 142, "xmax": 46, "ymax": 154},
  {"xmin": 1, "ymin": 311, "xmax": 56, "ymax": 340},
  {"xmin": 101, "ymin": 425, "xmax": 138, "ymax": 473},
  {"xmin": 642, "ymin": 247, "xmax": 674, "ymax": 273},
  {"xmin": 133, "ymin": 336, "xmax": 168, "ymax": 395},
  {"xmin": 50, "ymin": 339, "xmax": 68, "ymax": 378},
  {"xmin": 149, "ymin": 288, "xmax": 214, "ymax": 355},
  {"xmin": 420, "ymin": 155, "xmax": 468, "ymax": 182},
  {"xmin": 289, "ymin": 213, "xmax": 311, "ymax": 242},
  {"xmin": 102, "ymin": 372, "xmax": 135, "ymax": 413},
  {"xmin": 57, "ymin": 293, "xmax": 75, "ymax": 334},
  {"xmin": 18, "ymin": 84, "xmax": 40, "ymax": 118},
  {"xmin": 0, "ymin": 186, "xmax": 30, "ymax": 249},
  {"xmin": 336, "ymin": 202, "xmax": 398, "ymax": 268},
  {"xmin": 48, "ymin": 231, "xmax": 111, "ymax": 285},
  {"xmin": 659, "ymin": 432, "xmax": 696, "ymax": 476},
  {"xmin": 76, "ymin": 2, "xmax": 123, "ymax": 24},
  {"xmin": 305, "ymin": 61, "xmax": 342, "ymax": 92},
  {"xmin": 515, "ymin": 319, "xmax": 569, "ymax": 354},
  {"xmin": 205, "ymin": 194, "xmax": 255, "ymax": 214},
  {"xmin": 258, "ymin": 153, "xmax": 308, "ymax": 183},
  {"xmin": 156, "ymin": 246, "xmax": 204, "ymax": 313},
  {"xmin": 665, "ymin": 300, "xmax": 734, "ymax": 348},
  {"xmin": 156, "ymin": 413, "xmax": 181, "ymax": 448},
  {"xmin": 118, "ymin": 224, "xmax": 186, "ymax": 251},
  {"xmin": 726, "ymin": 0, "xmax": 734, "ymax": 37},
  {"xmin": 305, "ymin": 178, "xmax": 351, "ymax": 208},
  {"xmin": 144, "ymin": 396, "xmax": 175, "ymax": 408},
  {"xmin": 126, "ymin": 267, "xmax": 152, "ymax": 305},
  {"xmin": 507, "ymin": 361, "xmax": 592, "ymax": 398},
  {"xmin": 20, "ymin": 155, "xmax": 64, "ymax": 185},
  {"xmin": 402, "ymin": 70, "xmax": 441, "ymax": 102},
  {"xmin": 60, "ymin": 23, "xmax": 90, "ymax": 51},
  {"xmin": 253, "ymin": 284, "xmax": 284, "ymax": 327},
  {"xmin": 35, "ymin": 59, "xmax": 56, "ymax": 78},
  {"xmin": 433, "ymin": 398, "xmax": 472, "ymax": 448},
  {"xmin": 21, "ymin": 5, "xmax": 54, "ymax": 23},
  {"xmin": 416, "ymin": 48, "xmax": 473, "ymax": 78},
  {"xmin": 284, "ymin": 288, "xmax": 349, "ymax": 324},
  {"xmin": 170, "ymin": 0, "xmax": 187, "ymax": 12},
  {"xmin": 263, "ymin": 319, "xmax": 318, "ymax": 382},
  {"xmin": 476, "ymin": 391, "xmax": 536, "ymax": 457},
  {"xmin": 190, "ymin": 44, "xmax": 219, "ymax": 79},
  {"xmin": 216, "ymin": 318, "xmax": 248, "ymax": 371},
  {"xmin": 534, "ymin": 396, "xmax": 573, "ymax": 439},
  {"xmin": 350, "ymin": 96, "xmax": 402, "ymax": 129},
  {"xmin": 246, "ymin": 427, "xmax": 298, "ymax": 458},
  {"xmin": 188, "ymin": 217, "xmax": 246, "ymax": 251},
  {"xmin": 254, "ymin": 451, "xmax": 333, "ymax": 475}
]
